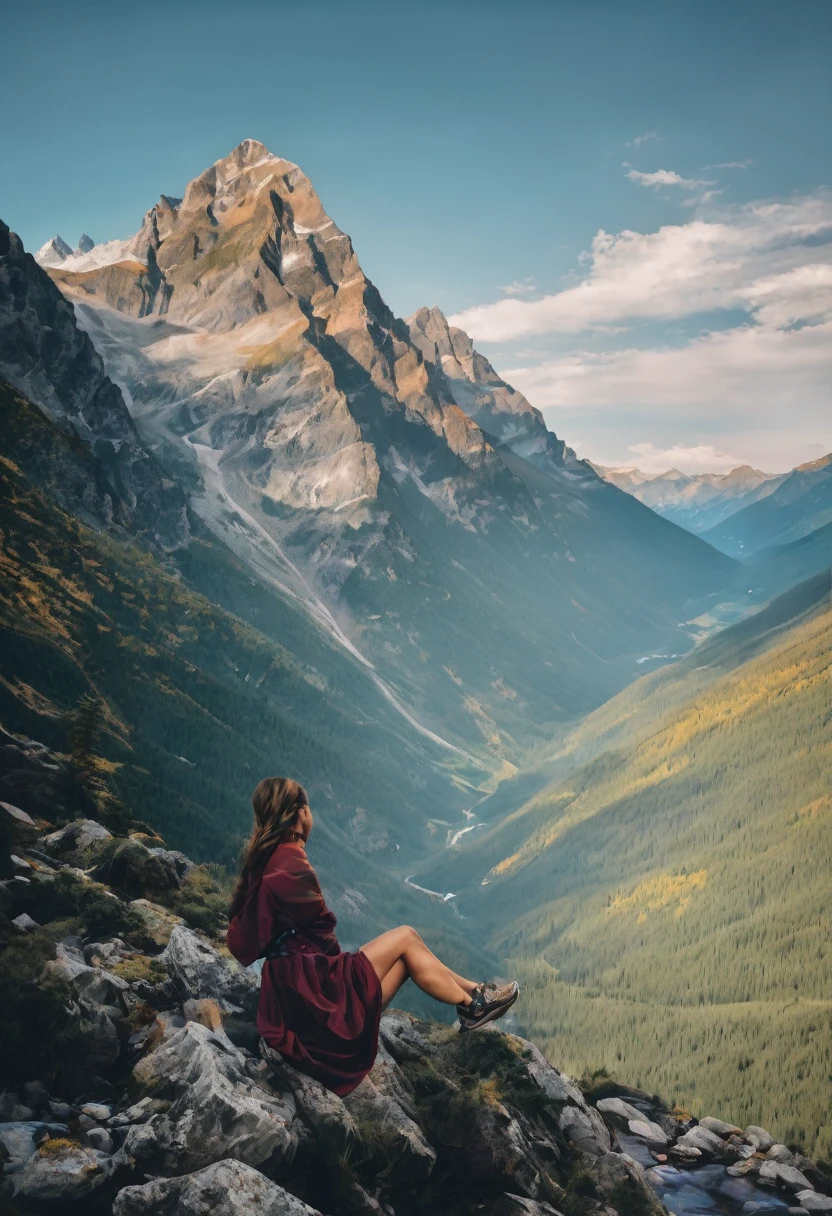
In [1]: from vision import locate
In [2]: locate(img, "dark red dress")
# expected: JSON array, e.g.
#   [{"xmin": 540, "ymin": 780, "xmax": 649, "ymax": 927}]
[{"xmin": 226, "ymin": 840, "xmax": 382, "ymax": 1096}]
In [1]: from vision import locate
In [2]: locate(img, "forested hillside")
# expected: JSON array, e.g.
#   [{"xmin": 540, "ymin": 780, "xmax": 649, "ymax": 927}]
[
  {"xmin": 419, "ymin": 572, "xmax": 832, "ymax": 1156},
  {"xmin": 0, "ymin": 378, "xmax": 499, "ymax": 983}
]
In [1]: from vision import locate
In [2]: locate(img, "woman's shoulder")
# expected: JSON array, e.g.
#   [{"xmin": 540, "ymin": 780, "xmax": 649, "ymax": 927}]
[{"xmin": 264, "ymin": 841, "xmax": 314, "ymax": 877}]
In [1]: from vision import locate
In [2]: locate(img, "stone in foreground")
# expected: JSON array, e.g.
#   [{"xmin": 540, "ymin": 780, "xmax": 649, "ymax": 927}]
[{"xmin": 113, "ymin": 1158, "xmax": 324, "ymax": 1215}]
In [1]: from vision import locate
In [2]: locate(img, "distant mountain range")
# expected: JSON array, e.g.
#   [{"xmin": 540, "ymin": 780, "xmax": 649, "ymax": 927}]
[
  {"xmin": 27, "ymin": 139, "xmax": 734, "ymax": 760},
  {"xmin": 594, "ymin": 458, "xmax": 832, "ymax": 559}
]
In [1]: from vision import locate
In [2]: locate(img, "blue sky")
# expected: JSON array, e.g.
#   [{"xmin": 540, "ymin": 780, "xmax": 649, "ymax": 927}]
[{"xmin": 3, "ymin": 0, "xmax": 831, "ymax": 471}]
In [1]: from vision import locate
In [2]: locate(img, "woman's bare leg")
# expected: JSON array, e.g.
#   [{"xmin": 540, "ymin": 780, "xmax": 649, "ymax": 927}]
[{"xmin": 360, "ymin": 926, "xmax": 476, "ymax": 1006}]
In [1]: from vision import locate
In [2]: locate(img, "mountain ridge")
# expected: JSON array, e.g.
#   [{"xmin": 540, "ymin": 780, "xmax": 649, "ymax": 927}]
[{"xmin": 34, "ymin": 139, "xmax": 737, "ymax": 755}]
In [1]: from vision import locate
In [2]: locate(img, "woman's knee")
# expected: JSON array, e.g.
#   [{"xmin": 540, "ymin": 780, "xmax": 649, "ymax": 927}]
[{"xmin": 398, "ymin": 925, "xmax": 422, "ymax": 946}]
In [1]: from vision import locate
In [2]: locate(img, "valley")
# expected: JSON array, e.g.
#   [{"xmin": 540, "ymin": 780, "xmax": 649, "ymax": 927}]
[{"xmin": 1, "ymin": 136, "xmax": 830, "ymax": 1172}]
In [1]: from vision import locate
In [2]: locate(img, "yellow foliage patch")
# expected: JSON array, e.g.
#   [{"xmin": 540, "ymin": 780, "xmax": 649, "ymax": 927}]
[{"xmin": 608, "ymin": 870, "xmax": 707, "ymax": 919}]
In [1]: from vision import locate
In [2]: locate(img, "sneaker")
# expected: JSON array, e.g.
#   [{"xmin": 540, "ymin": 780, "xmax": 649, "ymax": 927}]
[{"xmin": 457, "ymin": 980, "xmax": 519, "ymax": 1032}]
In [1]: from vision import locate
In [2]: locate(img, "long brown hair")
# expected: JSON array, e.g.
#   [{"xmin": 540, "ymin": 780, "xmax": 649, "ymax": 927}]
[{"xmin": 228, "ymin": 777, "xmax": 309, "ymax": 918}]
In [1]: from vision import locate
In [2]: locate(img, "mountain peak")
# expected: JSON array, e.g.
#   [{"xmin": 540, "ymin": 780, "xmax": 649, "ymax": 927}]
[
  {"xmin": 76, "ymin": 233, "xmax": 95, "ymax": 254},
  {"xmin": 35, "ymin": 234, "xmax": 73, "ymax": 267}
]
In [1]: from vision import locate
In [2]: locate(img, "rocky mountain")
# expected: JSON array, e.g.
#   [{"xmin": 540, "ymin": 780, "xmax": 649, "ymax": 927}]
[
  {"xmin": 592, "ymin": 464, "xmax": 784, "ymax": 536},
  {"xmin": 704, "ymin": 453, "xmax": 832, "ymax": 557},
  {"xmin": 0, "ymin": 220, "xmax": 188, "ymax": 551},
  {"xmin": 35, "ymin": 139, "xmax": 736, "ymax": 755},
  {"xmin": 2, "ymin": 737, "xmax": 831, "ymax": 1215},
  {"xmin": 407, "ymin": 305, "xmax": 581, "ymax": 476},
  {"xmin": 414, "ymin": 570, "xmax": 832, "ymax": 1158}
]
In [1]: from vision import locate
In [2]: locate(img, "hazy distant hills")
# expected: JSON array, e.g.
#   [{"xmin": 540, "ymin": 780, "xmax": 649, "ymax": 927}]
[
  {"xmin": 595, "ymin": 456, "xmax": 832, "ymax": 565},
  {"xmin": 704, "ymin": 453, "xmax": 832, "ymax": 557},
  {"xmin": 419, "ymin": 569, "xmax": 832, "ymax": 1156},
  {"xmin": 592, "ymin": 462, "xmax": 785, "ymax": 536},
  {"xmin": 32, "ymin": 139, "xmax": 734, "ymax": 757}
]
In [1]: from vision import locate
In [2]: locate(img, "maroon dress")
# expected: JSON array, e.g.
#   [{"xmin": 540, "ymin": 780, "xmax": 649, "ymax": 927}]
[{"xmin": 226, "ymin": 840, "xmax": 382, "ymax": 1096}]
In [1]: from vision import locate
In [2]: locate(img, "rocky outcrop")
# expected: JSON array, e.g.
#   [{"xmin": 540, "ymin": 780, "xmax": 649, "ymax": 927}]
[
  {"xmin": 407, "ymin": 305, "xmax": 583, "ymax": 478},
  {"xmin": 0, "ymin": 219, "xmax": 188, "ymax": 550},
  {"xmin": 2, "ymin": 741, "xmax": 831, "ymax": 1216},
  {"xmin": 113, "ymin": 1159, "xmax": 324, "ymax": 1216}
]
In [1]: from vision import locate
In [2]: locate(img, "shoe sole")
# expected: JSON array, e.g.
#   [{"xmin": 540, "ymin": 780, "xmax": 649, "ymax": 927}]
[{"xmin": 458, "ymin": 984, "xmax": 519, "ymax": 1033}]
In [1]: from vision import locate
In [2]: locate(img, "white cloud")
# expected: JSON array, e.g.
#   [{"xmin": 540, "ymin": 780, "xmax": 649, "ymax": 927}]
[
  {"xmin": 500, "ymin": 277, "xmax": 535, "ymax": 296},
  {"xmin": 703, "ymin": 159, "xmax": 754, "ymax": 170},
  {"xmin": 625, "ymin": 131, "xmax": 663, "ymax": 150},
  {"xmin": 625, "ymin": 166, "xmax": 715, "ymax": 191},
  {"xmin": 679, "ymin": 188, "xmax": 724, "ymax": 208},
  {"xmin": 449, "ymin": 191, "xmax": 832, "ymax": 341},
  {"xmin": 626, "ymin": 442, "xmax": 742, "ymax": 474},
  {"xmin": 501, "ymin": 319, "xmax": 832, "ymax": 415}
]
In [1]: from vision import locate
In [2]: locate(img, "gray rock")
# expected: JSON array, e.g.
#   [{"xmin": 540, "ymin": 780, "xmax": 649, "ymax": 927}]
[
  {"xmin": 85, "ymin": 1126, "xmax": 114, "ymax": 1154},
  {"xmin": 378, "ymin": 1009, "xmax": 436, "ymax": 1063},
  {"xmin": 159, "ymin": 924, "xmax": 259, "ymax": 1013},
  {"xmin": 80, "ymin": 1102, "xmax": 112, "ymax": 1122},
  {"xmin": 0, "ymin": 1122, "xmax": 70, "ymax": 1165},
  {"xmin": 596, "ymin": 1096, "xmax": 646, "ymax": 1123},
  {"xmin": 48, "ymin": 1100, "xmax": 72, "ymax": 1122},
  {"xmin": 344, "ymin": 1045, "xmax": 436, "ymax": 1187},
  {"xmin": 559, "ymin": 1105, "xmax": 610, "ymax": 1156},
  {"xmin": 266, "ymin": 1054, "xmax": 356, "ymax": 1156},
  {"xmin": 0, "ymin": 1092, "xmax": 20, "ymax": 1120},
  {"xmin": 1, "ymin": 801, "xmax": 35, "ymax": 826},
  {"xmin": 41, "ymin": 818, "xmax": 112, "ymax": 855},
  {"xmin": 11, "ymin": 1142, "xmax": 112, "ymax": 1202},
  {"xmin": 628, "ymin": 1118, "xmax": 669, "ymax": 1146},
  {"xmin": 672, "ymin": 1145, "xmax": 704, "ymax": 1161},
  {"xmin": 796, "ymin": 1192, "xmax": 832, "ymax": 1212},
  {"xmin": 676, "ymin": 1125, "xmax": 726, "ymax": 1156},
  {"xmin": 112, "ymin": 1158, "xmax": 324, "ymax": 1215},
  {"xmin": 758, "ymin": 1162, "xmax": 814, "ymax": 1193},
  {"xmin": 12, "ymin": 912, "xmax": 39, "ymax": 932},
  {"xmin": 746, "ymin": 1126, "xmax": 777, "ymax": 1152},
  {"xmin": 123, "ymin": 1021, "xmax": 299, "ymax": 1174},
  {"xmin": 9, "ymin": 1105, "xmax": 35, "ymax": 1122},
  {"xmin": 583, "ymin": 1150, "xmax": 667, "ymax": 1216},
  {"xmin": 767, "ymin": 1145, "xmax": 797, "ymax": 1164},
  {"xmin": 701, "ymin": 1116, "xmax": 743, "ymax": 1138}
]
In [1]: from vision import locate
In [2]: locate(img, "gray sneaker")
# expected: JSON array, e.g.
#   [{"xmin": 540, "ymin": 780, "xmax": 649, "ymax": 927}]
[{"xmin": 457, "ymin": 980, "xmax": 519, "ymax": 1032}]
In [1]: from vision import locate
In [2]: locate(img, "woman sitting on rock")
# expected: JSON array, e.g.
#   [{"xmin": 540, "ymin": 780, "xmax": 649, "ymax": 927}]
[{"xmin": 227, "ymin": 777, "xmax": 519, "ymax": 1096}]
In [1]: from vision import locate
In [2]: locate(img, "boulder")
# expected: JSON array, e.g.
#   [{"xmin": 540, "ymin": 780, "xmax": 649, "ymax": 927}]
[
  {"xmin": 122, "ymin": 1021, "xmax": 300, "ymax": 1175},
  {"xmin": 582, "ymin": 1150, "xmax": 667, "ymax": 1216},
  {"xmin": 80, "ymin": 1102, "xmax": 112, "ymax": 1122},
  {"xmin": 746, "ymin": 1126, "xmax": 777, "ymax": 1152},
  {"xmin": 796, "ymin": 1192, "xmax": 832, "ymax": 1212},
  {"xmin": 159, "ymin": 924, "xmax": 259, "ymax": 1013},
  {"xmin": 628, "ymin": 1118, "xmax": 669, "ymax": 1146},
  {"xmin": 768, "ymin": 1145, "xmax": 797, "ymax": 1164},
  {"xmin": 759, "ymin": 1162, "xmax": 814, "ymax": 1193},
  {"xmin": 1, "ymin": 801, "xmax": 35, "ymax": 827},
  {"xmin": 265, "ymin": 1054, "xmax": 357, "ymax": 1156},
  {"xmin": 676, "ymin": 1125, "xmax": 726, "ymax": 1157},
  {"xmin": 112, "ymin": 1158, "xmax": 324, "ymax": 1215},
  {"xmin": 12, "ymin": 912, "xmax": 39, "ymax": 932},
  {"xmin": 128, "ymin": 899, "xmax": 185, "ymax": 948},
  {"xmin": 701, "ymin": 1116, "xmax": 743, "ymax": 1138},
  {"xmin": 11, "ymin": 1140, "xmax": 112, "ymax": 1202},
  {"xmin": 86, "ymin": 1126, "xmax": 114, "ymax": 1154},
  {"xmin": 378, "ymin": 1009, "xmax": 436, "ymax": 1063},
  {"xmin": 343, "ymin": 1044, "xmax": 436, "ymax": 1187},
  {"xmin": 510, "ymin": 1036, "xmax": 609, "ymax": 1154},
  {"xmin": 41, "ymin": 818, "xmax": 112, "ymax": 857},
  {"xmin": 596, "ymin": 1096, "xmax": 646, "ymax": 1124},
  {"xmin": 0, "ymin": 1122, "xmax": 71, "ymax": 1166},
  {"xmin": 91, "ymin": 837, "xmax": 180, "ymax": 898}
]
